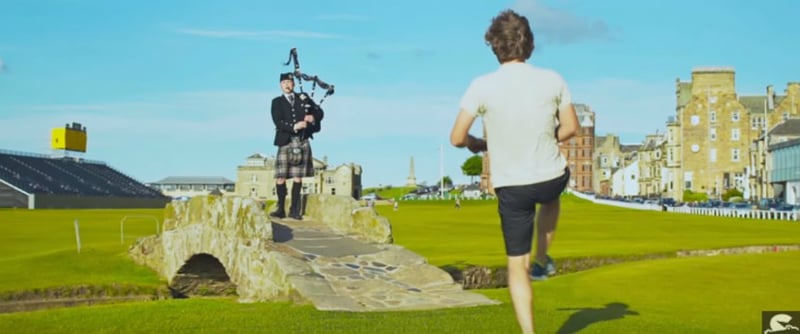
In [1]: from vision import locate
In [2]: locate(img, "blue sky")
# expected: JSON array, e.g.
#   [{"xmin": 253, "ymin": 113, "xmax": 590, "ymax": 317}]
[{"xmin": 1, "ymin": 0, "xmax": 799, "ymax": 188}]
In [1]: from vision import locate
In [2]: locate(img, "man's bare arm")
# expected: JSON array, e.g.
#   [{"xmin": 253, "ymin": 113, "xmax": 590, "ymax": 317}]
[
  {"xmin": 556, "ymin": 103, "xmax": 579, "ymax": 142},
  {"xmin": 450, "ymin": 109, "xmax": 486, "ymax": 153}
]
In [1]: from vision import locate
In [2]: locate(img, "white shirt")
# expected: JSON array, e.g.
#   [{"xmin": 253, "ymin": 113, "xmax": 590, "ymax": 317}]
[{"xmin": 459, "ymin": 62, "xmax": 571, "ymax": 188}]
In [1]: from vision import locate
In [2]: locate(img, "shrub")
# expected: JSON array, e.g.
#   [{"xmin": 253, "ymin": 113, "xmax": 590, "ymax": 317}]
[
  {"xmin": 683, "ymin": 190, "xmax": 708, "ymax": 202},
  {"xmin": 722, "ymin": 188, "xmax": 743, "ymax": 201}
]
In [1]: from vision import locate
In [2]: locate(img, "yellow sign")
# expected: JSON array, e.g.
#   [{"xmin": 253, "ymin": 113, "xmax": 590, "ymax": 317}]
[{"xmin": 51, "ymin": 123, "xmax": 87, "ymax": 153}]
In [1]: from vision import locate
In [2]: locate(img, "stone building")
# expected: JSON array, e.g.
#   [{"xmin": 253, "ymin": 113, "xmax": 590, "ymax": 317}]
[
  {"xmin": 637, "ymin": 133, "xmax": 666, "ymax": 198},
  {"xmin": 675, "ymin": 67, "xmax": 754, "ymax": 198},
  {"xmin": 749, "ymin": 119, "xmax": 800, "ymax": 202},
  {"xmin": 662, "ymin": 116, "xmax": 683, "ymax": 200},
  {"xmin": 674, "ymin": 67, "xmax": 800, "ymax": 200},
  {"xmin": 593, "ymin": 134, "xmax": 625, "ymax": 196},
  {"xmin": 235, "ymin": 153, "xmax": 362, "ymax": 201}
]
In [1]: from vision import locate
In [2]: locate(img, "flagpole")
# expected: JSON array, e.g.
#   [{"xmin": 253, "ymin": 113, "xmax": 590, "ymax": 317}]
[{"xmin": 440, "ymin": 143, "xmax": 444, "ymax": 198}]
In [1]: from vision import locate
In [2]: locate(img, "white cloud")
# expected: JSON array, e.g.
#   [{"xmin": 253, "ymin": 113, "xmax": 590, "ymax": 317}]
[
  {"xmin": 511, "ymin": 0, "xmax": 614, "ymax": 44},
  {"xmin": 175, "ymin": 28, "xmax": 343, "ymax": 40}
]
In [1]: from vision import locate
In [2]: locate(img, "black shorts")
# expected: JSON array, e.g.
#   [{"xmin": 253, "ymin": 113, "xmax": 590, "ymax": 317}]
[{"xmin": 494, "ymin": 168, "xmax": 570, "ymax": 256}]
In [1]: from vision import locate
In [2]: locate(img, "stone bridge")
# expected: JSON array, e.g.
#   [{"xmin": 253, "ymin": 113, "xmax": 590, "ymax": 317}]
[{"xmin": 129, "ymin": 194, "xmax": 499, "ymax": 311}]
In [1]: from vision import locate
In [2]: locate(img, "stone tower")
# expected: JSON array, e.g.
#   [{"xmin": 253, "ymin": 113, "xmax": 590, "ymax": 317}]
[{"xmin": 406, "ymin": 156, "xmax": 417, "ymax": 187}]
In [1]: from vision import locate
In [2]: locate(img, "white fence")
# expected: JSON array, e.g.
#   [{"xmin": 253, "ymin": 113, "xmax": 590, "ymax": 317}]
[{"xmin": 567, "ymin": 190, "xmax": 799, "ymax": 222}]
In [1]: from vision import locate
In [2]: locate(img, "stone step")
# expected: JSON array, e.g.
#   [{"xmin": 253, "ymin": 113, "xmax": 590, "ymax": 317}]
[{"xmin": 272, "ymin": 219, "xmax": 500, "ymax": 311}]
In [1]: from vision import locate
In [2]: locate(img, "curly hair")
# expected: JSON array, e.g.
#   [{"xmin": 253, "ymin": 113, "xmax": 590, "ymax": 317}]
[{"xmin": 484, "ymin": 10, "xmax": 534, "ymax": 63}]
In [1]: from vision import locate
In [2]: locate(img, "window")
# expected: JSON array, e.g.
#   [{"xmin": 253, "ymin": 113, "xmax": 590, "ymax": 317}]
[
  {"xmin": 732, "ymin": 111, "xmax": 740, "ymax": 122},
  {"xmin": 331, "ymin": 188, "xmax": 336, "ymax": 195},
  {"xmin": 710, "ymin": 148, "xmax": 717, "ymax": 162},
  {"xmin": 732, "ymin": 149, "xmax": 740, "ymax": 162},
  {"xmin": 710, "ymin": 111, "xmax": 716, "ymax": 123},
  {"xmin": 326, "ymin": 176, "xmax": 334, "ymax": 185},
  {"xmin": 731, "ymin": 128, "xmax": 740, "ymax": 141},
  {"xmin": 691, "ymin": 115, "xmax": 700, "ymax": 126},
  {"xmin": 251, "ymin": 174, "xmax": 257, "ymax": 182},
  {"xmin": 751, "ymin": 116, "xmax": 764, "ymax": 130},
  {"xmin": 710, "ymin": 128, "xmax": 716, "ymax": 141},
  {"xmin": 684, "ymin": 172, "xmax": 693, "ymax": 190},
  {"xmin": 601, "ymin": 156, "xmax": 608, "ymax": 165}
]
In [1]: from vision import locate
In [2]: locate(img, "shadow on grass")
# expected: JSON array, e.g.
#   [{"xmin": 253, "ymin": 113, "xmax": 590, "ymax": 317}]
[{"xmin": 556, "ymin": 302, "xmax": 639, "ymax": 333}]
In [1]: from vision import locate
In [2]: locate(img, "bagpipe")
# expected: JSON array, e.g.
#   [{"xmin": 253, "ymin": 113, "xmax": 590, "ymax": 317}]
[{"xmin": 283, "ymin": 48, "xmax": 335, "ymax": 110}]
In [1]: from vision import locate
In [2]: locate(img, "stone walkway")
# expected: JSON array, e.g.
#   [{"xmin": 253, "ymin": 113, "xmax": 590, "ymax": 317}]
[{"xmin": 271, "ymin": 218, "xmax": 501, "ymax": 312}]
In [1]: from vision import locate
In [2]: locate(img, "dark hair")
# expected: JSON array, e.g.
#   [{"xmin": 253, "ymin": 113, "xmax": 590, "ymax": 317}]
[{"xmin": 484, "ymin": 10, "xmax": 534, "ymax": 63}]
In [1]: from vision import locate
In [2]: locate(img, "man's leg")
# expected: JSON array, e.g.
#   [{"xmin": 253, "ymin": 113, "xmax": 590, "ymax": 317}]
[
  {"xmin": 270, "ymin": 178, "xmax": 287, "ymax": 218},
  {"xmin": 496, "ymin": 185, "xmax": 537, "ymax": 334},
  {"xmin": 535, "ymin": 198, "xmax": 560, "ymax": 266},
  {"xmin": 288, "ymin": 177, "xmax": 303, "ymax": 220},
  {"xmin": 508, "ymin": 253, "xmax": 534, "ymax": 334}
]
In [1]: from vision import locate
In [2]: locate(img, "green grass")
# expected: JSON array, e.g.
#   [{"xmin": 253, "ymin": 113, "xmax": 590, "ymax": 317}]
[
  {"xmin": 0, "ymin": 209, "xmax": 165, "ymax": 293},
  {"xmin": 378, "ymin": 195, "xmax": 800, "ymax": 267},
  {"xmin": 0, "ymin": 195, "xmax": 798, "ymax": 333},
  {"xmin": 362, "ymin": 186, "xmax": 416, "ymax": 200},
  {"xmin": 0, "ymin": 252, "xmax": 797, "ymax": 333}
]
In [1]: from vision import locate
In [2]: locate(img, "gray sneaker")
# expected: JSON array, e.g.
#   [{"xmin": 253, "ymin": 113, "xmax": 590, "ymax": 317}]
[{"xmin": 530, "ymin": 255, "xmax": 556, "ymax": 280}]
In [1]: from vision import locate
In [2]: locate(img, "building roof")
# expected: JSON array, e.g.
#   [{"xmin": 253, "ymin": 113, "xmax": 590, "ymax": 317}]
[
  {"xmin": 739, "ymin": 94, "xmax": 787, "ymax": 114},
  {"xmin": 769, "ymin": 118, "xmax": 800, "ymax": 136},
  {"xmin": 151, "ymin": 176, "xmax": 235, "ymax": 185},
  {"xmin": 692, "ymin": 66, "xmax": 735, "ymax": 73},
  {"xmin": 620, "ymin": 144, "xmax": 639, "ymax": 153},
  {"xmin": 739, "ymin": 95, "xmax": 768, "ymax": 114},
  {"xmin": 247, "ymin": 153, "xmax": 266, "ymax": 159},
  {"xmin": 769, "ymin": 137, "xmax": 800, "ymax": 151}
]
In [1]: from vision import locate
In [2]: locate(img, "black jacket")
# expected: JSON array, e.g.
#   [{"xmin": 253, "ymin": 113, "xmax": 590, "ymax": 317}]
[{"xmin": 271, "ymin": 92, "xmax": 324, "ymax": 147}]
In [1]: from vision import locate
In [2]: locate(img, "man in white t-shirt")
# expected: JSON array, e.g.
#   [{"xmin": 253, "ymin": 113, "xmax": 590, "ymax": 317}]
[{"xmin": 449, "ymin": 9, "xmax": 579, "ymax": 334}]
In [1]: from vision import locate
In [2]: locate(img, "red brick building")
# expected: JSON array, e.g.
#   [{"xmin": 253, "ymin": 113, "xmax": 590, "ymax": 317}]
[{"xmin": 558, "ymin": 104, "xmax": 595, "ymax": 192}]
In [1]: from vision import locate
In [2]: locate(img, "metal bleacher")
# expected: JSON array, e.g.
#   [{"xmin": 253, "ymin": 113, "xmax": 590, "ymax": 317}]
[{"xmin": 0, "ymin": 150, "xmax": 163, "ymax": 198}]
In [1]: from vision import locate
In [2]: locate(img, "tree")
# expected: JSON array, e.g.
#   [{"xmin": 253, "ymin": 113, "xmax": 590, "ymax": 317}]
[
  {"xmin": 440, "ymin": 176, "xmax": 453, "ymax": 188},
  {"xmin": 461, "ymin": 155, "xmax": 483, "ymax": 183}
]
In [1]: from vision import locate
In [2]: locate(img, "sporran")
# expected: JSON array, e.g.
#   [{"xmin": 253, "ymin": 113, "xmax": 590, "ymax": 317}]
[{"xmin": 288, "ymin": 137, "xmax": 303, "ymax": 166}]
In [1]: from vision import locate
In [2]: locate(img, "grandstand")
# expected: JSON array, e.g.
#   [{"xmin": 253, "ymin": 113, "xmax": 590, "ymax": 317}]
[{"xmin": 0, "ymin": 149, "xmax": 170, "ymax": 209}]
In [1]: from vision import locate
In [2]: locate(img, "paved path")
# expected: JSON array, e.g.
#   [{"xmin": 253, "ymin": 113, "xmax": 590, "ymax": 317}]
[{"xmin": 271, "ymin": 218, "xmax": 500, "ymax": 312}]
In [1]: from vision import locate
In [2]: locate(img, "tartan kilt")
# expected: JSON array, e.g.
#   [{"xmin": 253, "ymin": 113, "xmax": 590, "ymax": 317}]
[{"xmin": 274, "ymin": 138, "xmax": 314, "ymax": 179}]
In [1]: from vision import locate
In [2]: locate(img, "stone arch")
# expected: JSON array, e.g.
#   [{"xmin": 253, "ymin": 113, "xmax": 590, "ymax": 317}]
[{"xmin": 170, "ymin": 253, "xmax": 237, "ymax": 298}]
